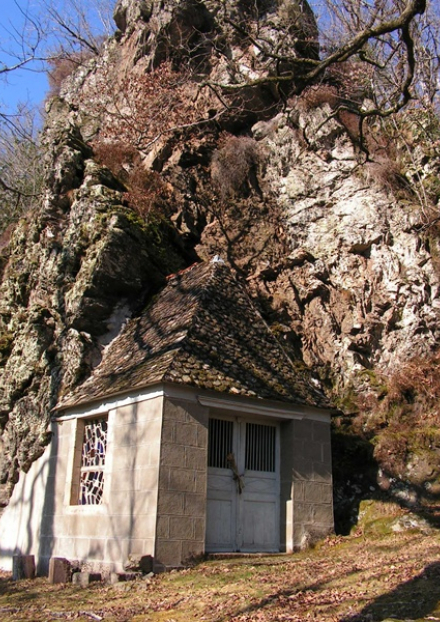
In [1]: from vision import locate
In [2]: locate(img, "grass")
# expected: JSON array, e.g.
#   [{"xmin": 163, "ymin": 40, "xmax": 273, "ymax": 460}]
[{"xmin": 2, "ymin": 513, "xmax": 440, "ymax": 621}]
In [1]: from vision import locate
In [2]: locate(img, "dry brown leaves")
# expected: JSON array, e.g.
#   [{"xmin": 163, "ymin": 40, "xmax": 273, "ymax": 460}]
[{"xmin": 1, "ymin": 528, "xmax": 440, "ymax": 621}]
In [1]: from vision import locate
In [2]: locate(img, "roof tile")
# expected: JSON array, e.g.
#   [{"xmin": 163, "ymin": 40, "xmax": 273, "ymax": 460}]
[{"xmin": 57, "ymin": 262, "xmax": 329, "ymax": 409}]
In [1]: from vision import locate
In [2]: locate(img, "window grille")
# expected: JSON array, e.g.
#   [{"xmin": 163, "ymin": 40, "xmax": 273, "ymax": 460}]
[
  {"xmin": 208, "ymin": 418, "xmax": 233, "ymax": 469},
  {"xmin": 245, "ymin": 423, "xmax": 276, "ymax": 472},
  {"xmin": 79, "ymin": 417, "xmax": 108, "ymax": 505}
]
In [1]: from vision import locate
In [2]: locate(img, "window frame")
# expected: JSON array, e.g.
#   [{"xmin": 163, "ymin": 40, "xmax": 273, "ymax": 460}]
[{"xmin": 68, "ymin": 414, "xmax": 110, "ymax": 508}]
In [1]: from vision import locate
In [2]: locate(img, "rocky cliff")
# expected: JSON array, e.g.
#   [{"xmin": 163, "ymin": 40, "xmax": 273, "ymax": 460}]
[{"xmin": 1, "ymin": 0, "xmax": 440, "ymax": 528}]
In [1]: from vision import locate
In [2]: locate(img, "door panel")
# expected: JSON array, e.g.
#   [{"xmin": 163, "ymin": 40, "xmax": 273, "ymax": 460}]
[
  {"xmin": 206, "ymin": 498, "xmax": 234, "ymax": 548},
  {"xmin": 242, "ymin": 499, "xmax": 278, "ymax": 549},
  {"xmin": 208, "ymin": 473, "xmax": 235, "ymax": 491},
  {"xmin": 244, "ymin": 474, "xmax": 278, "ymax": 494},
  {"xmin": 206, "ymin": 417, "xmax": 280, "ymax": 553}
]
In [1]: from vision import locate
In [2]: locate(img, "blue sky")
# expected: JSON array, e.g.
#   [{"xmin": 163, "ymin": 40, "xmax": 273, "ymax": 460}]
[
  {"xmin": 1, "ymin": 1, "xmax": 49, "ymax": 113},
  {"xmin": 0, "ymin": 0, "xmax": 115, "ymax": 117}
]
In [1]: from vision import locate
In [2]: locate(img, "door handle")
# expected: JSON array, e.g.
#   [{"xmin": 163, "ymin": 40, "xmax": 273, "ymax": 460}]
[{"xmin": 227, "ymin": 453, "xmax": 245, "ymax": 494}]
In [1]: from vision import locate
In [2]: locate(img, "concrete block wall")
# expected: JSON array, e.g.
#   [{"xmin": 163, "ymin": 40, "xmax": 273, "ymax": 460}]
[
  {"xmin": 2, "ymin": 395, "xmax": 164, "ymax": 574},
  {"xmin": 288, "ymin": 418, "xmax": 333, "ymax": 550},
  {"xmin": 154, "ymin": 397, "xmax": 208, "ymax": 570},
  {"xmin": 0, "ymin": 440, "xmax": 52, "ymax": 572},
  {"xmin": 0, "ymin": 389, "xmax": 333, "ymax": 574},
  {"xmin": 104, "ymin": 397, "xmax": 163, "ymax": 566}
]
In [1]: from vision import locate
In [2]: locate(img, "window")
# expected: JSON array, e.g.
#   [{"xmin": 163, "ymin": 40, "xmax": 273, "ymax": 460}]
[
  {"xmin": 245, "ymin": 422, "xmax": 276, "ymax": 472},
  {"xmin": 78, "ymin": 417, "xmax": 108, "ymax": 505},
  {"xmin": 208, "ymin": 418, "xmax": 276, "ymax": 472},
  {"xmin": 208, "ymin": 418, "xmax": 233, "ymax": 469}
]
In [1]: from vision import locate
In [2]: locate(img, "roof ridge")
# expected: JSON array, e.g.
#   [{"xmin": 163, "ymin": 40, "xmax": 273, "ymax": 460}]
[
  {"xmin": 165, "ymin": 261, "xmax": 202, "ymax": 282},
  {"xmin": 162, "ymin": 261, "xmax": 227, "ymax": 382},
  {"xmin": 56, "ymin": 260, "xmax": 330, "ymax": 411},
  {"xmin": 234, "ymin": 272, "xmax": 326, "ymax": 403}
]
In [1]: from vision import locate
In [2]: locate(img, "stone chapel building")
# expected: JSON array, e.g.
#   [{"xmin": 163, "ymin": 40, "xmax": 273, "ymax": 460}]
[{"xmin": 0, "ymin": 261, "xmax": 334, "ymax": 574}]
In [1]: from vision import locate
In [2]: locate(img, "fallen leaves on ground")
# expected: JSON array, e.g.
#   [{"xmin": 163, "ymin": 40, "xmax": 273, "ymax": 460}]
[{"xmin": 1, "ymin": 528, "xmax": 440, "ymax": 622}]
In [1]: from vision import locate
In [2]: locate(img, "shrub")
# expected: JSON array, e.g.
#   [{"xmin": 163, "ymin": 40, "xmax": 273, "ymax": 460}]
[
  {"xmin": 325, "ymin": 59, "xmax": 374, "ymax": 106},
  {"xmin": 387, "ymin": 352, "xmax": 440, "ymax": 404},
  {"xmin": 92, "ymin": 141, "xmax": 139, "ymax": 183},
  {"xmin": 47, "ymin": 48, "xmax": 96, "ymax": 98},
  {"xmin": 0, "ymin": 116, "xmax": 44, "ymax": 236},
  {"xmin": 124, "ymin": 169, "xmax": 170, "ymax": 219},
  {"xmin": 352, "ymin": 351, "xmax": 440, "ymax": 487},
  {"xmin": 93, "ymin": 140, "xmax": 170, "ymax": 218},
  {"xmin": 300, "ymin": 84, "xmax": 341, "ymax": 111},
  {"xmin": 96, "ymin": 62, "xmax": 201, "ymax": 152},
  {"xmin": 211, "ymin": 134, "xmax": 261, "ymax": 199}
]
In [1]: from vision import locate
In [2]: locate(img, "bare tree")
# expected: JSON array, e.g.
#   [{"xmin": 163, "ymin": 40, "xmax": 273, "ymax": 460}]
[
  {"xmin": 41, "ymin": 0, "xmax": 114, "ymax": 56},
  {"xmin": 0, "ymin": 106, "xmax": 44, "ymax": 235},
  {"xmin": 319, "ymin": 0, "xmax": 439, "ymax": 113},
  {"xmin": 0, "ymin": 0, "xmax": 436, "ymax": 203},
  {"xmin": 203, "ymin": 1, "xmax": 429, "ymax": 116},
  {"xmin": 0, "ymin": 0, "xmax": 114, "ymax": 120},
  {"xmin": 0, "ymin": 2, "xmax": 45, "ymax": 77},
  {"xmin": 0, "ymin": 0, "xmax": 113, "ymax": 74},
  {"xmin": 0, "ymin": 0, "xmax": 114, "ymax": 228},
  {"xmin": 83, "ymin": 0, "xmax": 433, "ymax": 159}
]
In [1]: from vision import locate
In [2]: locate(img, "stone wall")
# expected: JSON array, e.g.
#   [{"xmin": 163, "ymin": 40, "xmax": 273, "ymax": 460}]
[
  {"xmin": 282, "ymin": 418, "xmax": 333, "ymax": 551},
  {"xmin": 0, "ymin": 394, "xmax": 164, "ymax": 574},
  {"xmin": 154, "ymin": 397, "xmax": 209, "ymax": 571},
  {"xmin": 0, "ymin": 388, "xmax": 333, "ymax": 574}
]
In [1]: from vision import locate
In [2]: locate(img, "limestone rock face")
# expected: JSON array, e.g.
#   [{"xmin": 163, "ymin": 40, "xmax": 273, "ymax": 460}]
[
  {"xmin": 1, "ymin": 0, "xmax": 440, "ymax": 511},
  {"xmin": 113, "ymin": 0, "xmax": 153, "ymax": 33},
  {"xmin": 0, "ymin": 101, "xmax": 190, "ymax": 500},
  {"xmin": 108, "ymin": 0, "xmax": 318, "ymax": 131},
  {"xmin": 251, "ymin": 106, "xmax": 440, "ymax": 381}
]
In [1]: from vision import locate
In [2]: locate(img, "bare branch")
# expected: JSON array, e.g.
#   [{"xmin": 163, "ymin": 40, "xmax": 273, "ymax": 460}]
[{"xmin": 310, "ymin": 1, "xmax": 425, "ymax": 75}]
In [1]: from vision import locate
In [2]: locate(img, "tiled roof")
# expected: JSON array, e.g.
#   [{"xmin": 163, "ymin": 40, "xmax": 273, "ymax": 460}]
[{"xmin": 57, "ymin": 261, "xmax": 329, "ymax": 409}]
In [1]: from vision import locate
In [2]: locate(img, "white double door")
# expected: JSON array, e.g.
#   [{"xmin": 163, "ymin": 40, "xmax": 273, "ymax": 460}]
[{"xmin": 206, "ymin": 417, "xmax": 280, "ymax": 553}]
